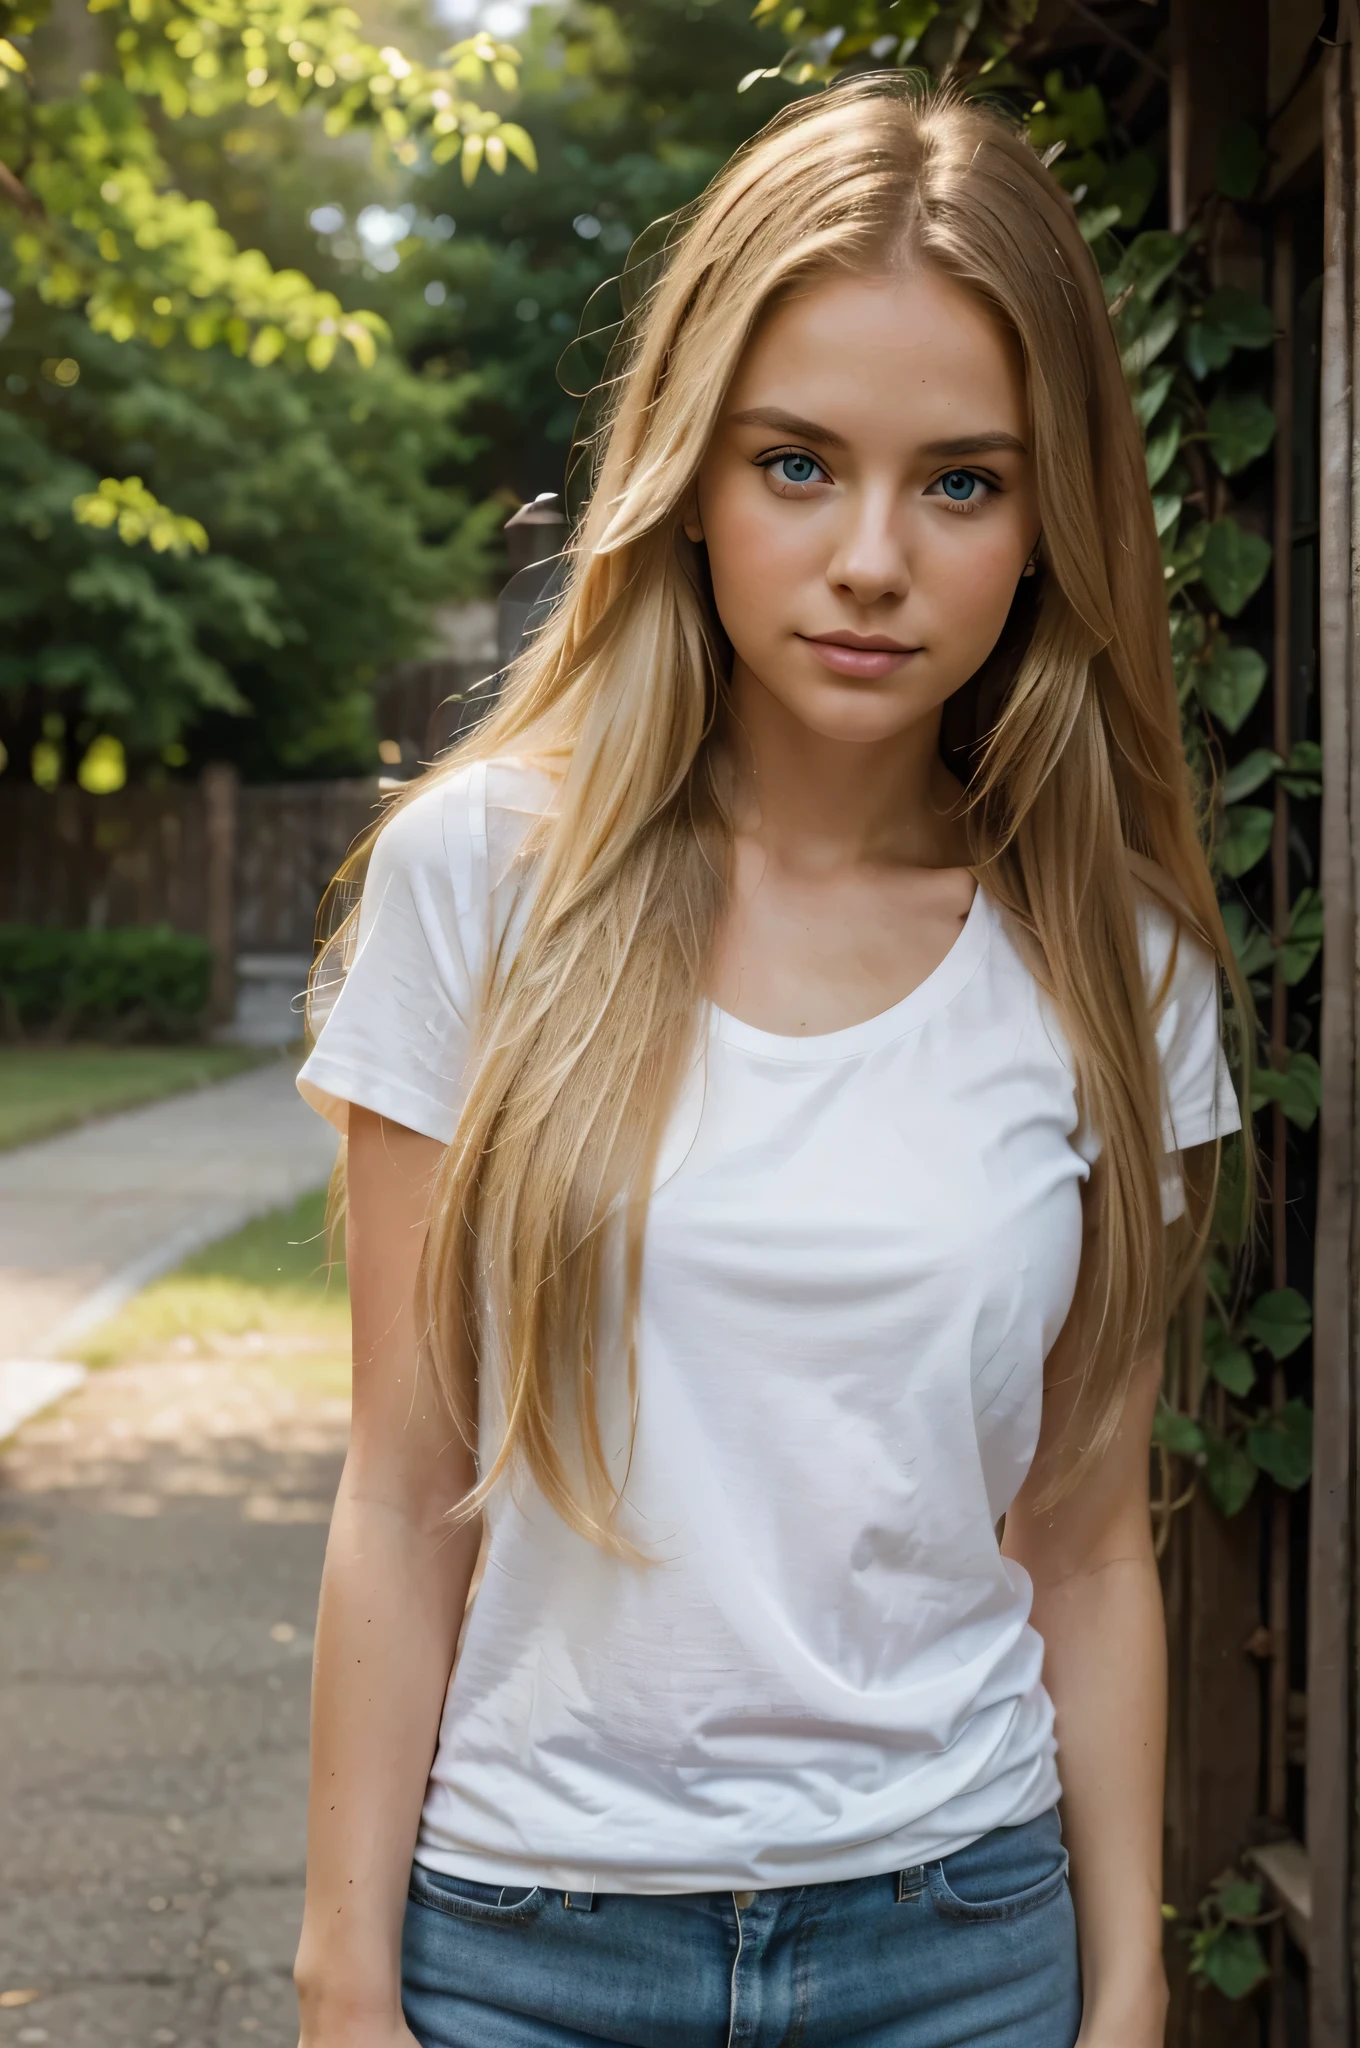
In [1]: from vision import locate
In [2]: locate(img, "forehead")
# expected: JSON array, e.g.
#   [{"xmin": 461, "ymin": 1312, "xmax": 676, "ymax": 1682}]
[{"xmin": 724, "ymin": 268, "xmax": 1029, "ymax": 444}]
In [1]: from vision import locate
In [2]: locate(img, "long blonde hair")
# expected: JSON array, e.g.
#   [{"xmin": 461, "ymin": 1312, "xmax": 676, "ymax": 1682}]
[{"xmin": 316, "ymin": 76, "xmax": 1242, "ymax": 1545}]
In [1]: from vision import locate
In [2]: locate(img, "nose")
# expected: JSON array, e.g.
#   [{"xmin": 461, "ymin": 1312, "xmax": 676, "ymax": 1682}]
[{"xmin": 824, "ymin": 484, "xmax": 910, "ymax": 608}]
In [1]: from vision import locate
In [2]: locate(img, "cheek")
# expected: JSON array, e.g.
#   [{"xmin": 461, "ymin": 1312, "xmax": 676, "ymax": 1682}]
[
  {"xmin": 920, "ymin": 521, "xmax": 1027, "ymax": 644},
  {"xmin": 703, "ymin": 484, "xmax": 812, "ymax": 635}
]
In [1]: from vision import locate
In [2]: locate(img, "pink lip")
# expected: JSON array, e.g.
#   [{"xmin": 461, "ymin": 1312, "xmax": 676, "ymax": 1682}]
[{"xmin": 799, "ymin": 633, "xmax": 919, "ymax": 679}]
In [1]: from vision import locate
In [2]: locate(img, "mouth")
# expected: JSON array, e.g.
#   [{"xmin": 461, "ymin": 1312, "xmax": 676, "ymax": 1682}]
[{"xmin": 797, "ymin": 631, "xmax": 921, "ymax": 678}]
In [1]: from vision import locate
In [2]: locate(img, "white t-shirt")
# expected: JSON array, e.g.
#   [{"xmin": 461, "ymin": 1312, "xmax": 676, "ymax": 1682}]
[{"xmin": 299, "ymin": 757, "xmax": 1239, "ymax": 1894}]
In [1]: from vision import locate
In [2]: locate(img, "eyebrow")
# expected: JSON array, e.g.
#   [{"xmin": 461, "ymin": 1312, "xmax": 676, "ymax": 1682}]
[{"xmin": 725, "ymin": 407, "xmax": 1028, "ymax": 462}]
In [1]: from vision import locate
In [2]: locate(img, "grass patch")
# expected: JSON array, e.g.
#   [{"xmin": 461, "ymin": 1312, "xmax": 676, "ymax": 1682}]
[
  {"xmin": 76, "ymin": 1187, "xmax": 350, "ymax": 1398},
  {"xmin": 0, "ymin": 1043, "xmax": 270, "ymax": 1151}
]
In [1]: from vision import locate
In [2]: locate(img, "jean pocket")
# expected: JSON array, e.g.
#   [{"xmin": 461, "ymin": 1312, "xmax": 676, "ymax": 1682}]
[
  {"xmin": 929, "ymin": 1812, "xmax": 1070, "ymax": 1922},
  {"xmin": 407, "ymin": 1863, "xmax": 545, "ymax": 1924}
]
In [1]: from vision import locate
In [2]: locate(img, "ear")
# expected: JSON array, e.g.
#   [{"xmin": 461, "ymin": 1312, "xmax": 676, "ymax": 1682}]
[{"xmin": 681, "ymin": 491, "xmax": 704, "ymax": 544}]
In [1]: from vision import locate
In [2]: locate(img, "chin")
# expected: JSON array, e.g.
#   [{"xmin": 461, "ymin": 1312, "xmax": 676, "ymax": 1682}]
[{"xmin": 780, "ymin": 679, "xmax": 933, "ymax": 748}]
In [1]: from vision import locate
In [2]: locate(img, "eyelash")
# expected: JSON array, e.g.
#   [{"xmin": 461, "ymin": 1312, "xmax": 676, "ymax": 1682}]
[{"xmin": 756, "ymin": 450, "xmax": 1001, "ymax": 513}]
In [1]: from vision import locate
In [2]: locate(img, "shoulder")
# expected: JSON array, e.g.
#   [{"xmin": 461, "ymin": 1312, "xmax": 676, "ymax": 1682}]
[{"xmin": 369, "ymin": 754, "xmax": 558, "ymax": 896}]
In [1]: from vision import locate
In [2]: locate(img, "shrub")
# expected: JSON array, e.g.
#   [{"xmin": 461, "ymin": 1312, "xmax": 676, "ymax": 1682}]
[{"xmin": 0, "ymin": 925, "xmax": 213, "ymax": 1041}]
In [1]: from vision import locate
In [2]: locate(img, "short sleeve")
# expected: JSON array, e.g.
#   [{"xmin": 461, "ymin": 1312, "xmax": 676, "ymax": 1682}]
[
  {"xmin": 1142, "ymin": 897, "xmax": 1243, "ymax": 1222},
  {"xmin": 296, "ymin": 764, "xmax": 488, "ymax": 1145}
]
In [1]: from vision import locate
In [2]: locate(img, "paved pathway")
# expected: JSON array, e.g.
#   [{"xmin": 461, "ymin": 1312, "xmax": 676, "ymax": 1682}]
[
  {"xmin": 0, "ymin": 1059, "xmax": 338, "ymax": 1364},
  {"xmin": 0, "ymin": 1349, "xmax": 346, "ymax": 2048},
  {"xmin": 0, "ymin": 1062, "xmax": 345, "ymax": 2047}
]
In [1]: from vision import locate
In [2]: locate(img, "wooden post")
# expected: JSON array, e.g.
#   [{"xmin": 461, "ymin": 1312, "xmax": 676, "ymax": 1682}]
[
  {"xmin": 201, "ymin": 763, "xmax": 238, "ymax": 1032},
  {"xmin": 1309, "ymin": 24, "xmax": 1359, "ymax": 2048}
]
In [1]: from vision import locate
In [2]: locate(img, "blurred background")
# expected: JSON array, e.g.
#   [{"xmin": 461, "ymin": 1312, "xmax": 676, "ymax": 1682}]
[{"xmin": 0, "ymin": 4, "xmax": 1347, "ymax": 2046}]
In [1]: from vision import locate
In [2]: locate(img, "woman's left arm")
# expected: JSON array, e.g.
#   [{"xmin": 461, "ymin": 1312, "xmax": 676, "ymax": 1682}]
[{"xmin": 1003, "ymin": 1316, "xmax": 1169, "ymax": 2048}]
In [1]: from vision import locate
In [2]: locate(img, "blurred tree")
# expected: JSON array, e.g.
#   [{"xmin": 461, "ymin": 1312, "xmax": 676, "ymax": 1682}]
[
  {"xmin": 0, "ymin": 0, "xmax": 528, "ymax": 783},
  {"xmin": 377, "ymin": 0, "xmax": 799, "ymax": 505}
]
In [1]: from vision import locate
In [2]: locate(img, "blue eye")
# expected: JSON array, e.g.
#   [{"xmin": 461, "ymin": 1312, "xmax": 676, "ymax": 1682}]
[
  {"xmin": 772, "ymin": 453, "xmax": 821, "ymax": 485},
  {"xmin": 941, "ymin": 470, "xmax": 977, "ymax": 501}
]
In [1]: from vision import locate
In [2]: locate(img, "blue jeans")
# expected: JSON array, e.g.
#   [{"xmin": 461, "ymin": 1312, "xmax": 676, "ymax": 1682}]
[{"xmin": 401, "ymin": 1807, "xmax": 1080, "ymax": 2047}]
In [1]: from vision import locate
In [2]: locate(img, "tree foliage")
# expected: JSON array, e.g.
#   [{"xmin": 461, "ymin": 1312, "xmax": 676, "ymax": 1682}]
[{"xmin": 0, "ymin": 0, "xmax": 519, "ymax": 781}]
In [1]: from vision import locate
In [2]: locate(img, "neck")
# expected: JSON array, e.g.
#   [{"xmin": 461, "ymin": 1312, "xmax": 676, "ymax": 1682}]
[{"xmin": 723, "ymin": 660, "xmax": 969, "ymax": 871}]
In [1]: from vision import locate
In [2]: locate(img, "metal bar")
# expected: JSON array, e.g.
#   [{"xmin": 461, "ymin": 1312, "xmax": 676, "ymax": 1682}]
[{"xmin": 1308, "ymin": 30, "xmax": 1359, "ymax": 2048}]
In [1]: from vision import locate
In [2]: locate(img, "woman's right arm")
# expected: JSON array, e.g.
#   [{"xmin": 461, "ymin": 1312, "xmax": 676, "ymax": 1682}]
[{"xmin": 295, "ymin": 1106, "xmax": 480, "ymax": 2047}]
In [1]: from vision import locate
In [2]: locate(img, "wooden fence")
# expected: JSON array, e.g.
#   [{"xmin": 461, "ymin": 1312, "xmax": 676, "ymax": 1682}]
[{"xmin": 0, "ymin": 768, "xmax": 385, "ymax": 1021}]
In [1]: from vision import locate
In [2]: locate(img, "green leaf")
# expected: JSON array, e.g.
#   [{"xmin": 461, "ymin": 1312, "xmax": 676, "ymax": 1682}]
[
  {"xmin": 1121, "ymin": 301, "xmax": 1180, "ymax": 377},
  {"xmin": 1106, "ymin": 229, "xmax": 1187, "ymax": 308},
  {"xmin": 1153, "ymin": 492, "xmax": 1183, "ymax": 538},
  {"xmin": 1220, "ymin": 901, "xmax": 1275, "ymax": 979},
  {"xmin": 1247, "ymin": 1399, "xmax": 1314, "ymax": 1489},
  {"xmin": 1252, "ymin": 1052, "xmax": 1322, "ymax": 1130},
  {"xmin": 1184, "ymin": 319, "xmax": 1234, "ymax": 379},
  {"xmin": 1202, "ymin": 1427, "xmax": 1258, "ymax": 1516},
  {"xmin": 1218, "ymin": 803, "xmax": 1274, "ymax": 877},
  {"xmin": 1243, "ymin": 1287, "xmax": 1313, "ymax": 1359},
  {"xmin": 1153, "ymin": 1408, "xmax": 1205, "ymax": 1456},
  {"xmin": 1204, "ymin": 1317, "xmax": 1256, "ymax": 1396},
  {"xmin": 1279, "ymin": 740, "xmax": 1322, "ymax": 798},
  {"xmin": 1134, "ymin": 366, "xmax": 1176, "ymax": 430},
  {"xmin": 1200, "ymin": 519, "xmax": 1272, "ymax": 616},
  {"xmin": 1278, "ymin": 887, "xmax": 1323, "ymax": 984},
  {"xmin": 1194, "ymin": 638, "xmax": 1268, "ymax": 731},
  {"xmin": 1216, "ymin": 119, "xmax": 1266, "ymax": 201},
  {"xmin": 1212, "ymin": 1135, "xmax": 1249, "ymax": 1249},
  {"xmin": 1215, "ymin": 1877, "xmax": 1264, "ymax": 1920},
  {"xmin": 1206, "ymin": 391, "xmax": 1276, "ymax": 476},
  {"xmin": 1102, "ymin": 150, "xmax": 1158, "ymax": 228},
  {"xmin": 1184, "ymin": 289, "xmax": 1274, "ymax": 378},
  {"xmin": 1145, "ymin": 416, "xmax": 1181, "ymax": 489},
  {"xmin": 1221, "ymin": 747, "xmax": 1282, "ymax": 803},
  {"xmin": 1197, "ymin": 1923, "xmax": 1270, "ymax": 2000}
]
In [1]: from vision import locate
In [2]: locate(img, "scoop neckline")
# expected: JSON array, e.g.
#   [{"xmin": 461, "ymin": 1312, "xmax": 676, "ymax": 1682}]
[{"xmin": 709, "ymin": 880, "xmax": 994, "ymax": 1062}]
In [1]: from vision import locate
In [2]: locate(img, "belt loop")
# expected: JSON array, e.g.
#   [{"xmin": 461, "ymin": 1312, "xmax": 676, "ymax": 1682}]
[
  {"xmin": 563, "ymin": 1889, "xmax": 596, "ymax": 1911},
  {"xmin": 895, "ymin": 1866, "xmax": 925, "ymax": 1904}
]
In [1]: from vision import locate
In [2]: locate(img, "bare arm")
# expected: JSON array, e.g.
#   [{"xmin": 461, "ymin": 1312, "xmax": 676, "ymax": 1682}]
[
  {"xmin": 1004, "ymin": 1292, "xmax": 1168, "ymax": 2047},
  {"xmin": 295, "ymin": 1109, "xmax": 479, "ymax": 2045}
]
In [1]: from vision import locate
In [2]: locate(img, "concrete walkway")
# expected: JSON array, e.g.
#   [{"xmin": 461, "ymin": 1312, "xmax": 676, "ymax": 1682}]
[
  {"xmin": 0, "ymin": 1060, "xmax": 347, "ymax": 2047},
  {"xmin": 0, "ymin": 1059, "xmax": 338, "ymax": 1367}
]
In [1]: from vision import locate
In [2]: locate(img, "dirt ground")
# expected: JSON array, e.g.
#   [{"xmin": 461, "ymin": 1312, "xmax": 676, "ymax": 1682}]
[{"xmin": 0, "ymin": 1345, "xmax": 347, "ymax": 2048}]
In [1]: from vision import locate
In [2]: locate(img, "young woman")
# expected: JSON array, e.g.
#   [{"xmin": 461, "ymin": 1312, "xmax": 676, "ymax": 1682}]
[{"xmin": 294, "ymin": 79, "xmax": 1240, "ymax": 2048}]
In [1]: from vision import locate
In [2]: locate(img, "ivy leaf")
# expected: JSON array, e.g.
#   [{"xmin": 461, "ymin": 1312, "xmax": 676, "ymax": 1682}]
[
  {"xmin": 1279, "ymin": 739, "xmax": 1322, "ymax": 798},
  {"xmin": 1220, "ymin": 901, "xmax": 1275, "ymax": 979},
  {"xmin": 1243, "ymin": 1286, "xmax": 1313, "ymax": 1359},
  {"xmin": 1183, "ymin": 289, "xmax": 1274, "ymax": 378},
  {"xmin": 1246, "ymin": 1399, "xmax": 1314, "ymax": 1489},
  {"xmin": 1217, "ymin": 803, "xmax": 1274, "ymax": 877},
  {"xmin": 1121, "ymin": 301, "xmax": 1181, "ymax": 377},
  {"xmin": 1078, "ymin": 203, "xmax": 1122, "ymax": 244},
  {"xmin": 1278, "ymin": 887, "xmax": 1323, "ymax": 984},
  {"xmin": 1251, "ymin": 1052, "xmax": 1322, "ymax": 1131},
  {"xmin": 1106, "ymin": 229, "xmax": 1187, "ymax": 308},
  {"xmin": 1153, "ymin": 493, "xmax": 1182, "ymax": 538},
  {"xmin": 1215, "ymin": 1877, "xmax": 1264, "ymax": 1920},
  {"xmin": 1200, "ymin": 518, "xmax": 1272, "ymax": 616},
  {"xmin": 1204, "ymin": 1317, "xmax": 1256, "ymax": 1397},
  {"xmin": 1195, "ymin": 1924, "xmax": 1270, "ymax": 2000},
  {"xmin": 1153, "ymin": 1408, "xmax": 1205, "ymax": 1456},
  {"xmin": 1206, "ymin": 391, "xmax": 1276, "ymax": 476},
  {"xmin": 1221, "ymin": 747, "xmax": 1282, "ymax": 803},
  {"xmin": 1212, "ymin": 1136, "xmax": 1249, "ymax": 1249},
  {"xmin": 1102, "ymin": 149, "xmax": 1158, "ymax": 228},
  {"xmin": 1202, "ymin": 1427, "xmax": 1258, "ymax": 1516},
  {"xmin": 1145, "ymin": 417, "xmax": 1182, "ymax": 488},
  {"xmin": 1216, "ymin": 119, "xmax": 1266, "ymax": 201},
  {"xmin": 1134, "ymin": 366, "xmax": 1176, "ymax": 430},
  {"xmin": 1192, "ymin": 637, "xmax": 1267, "ymax": 732}
]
